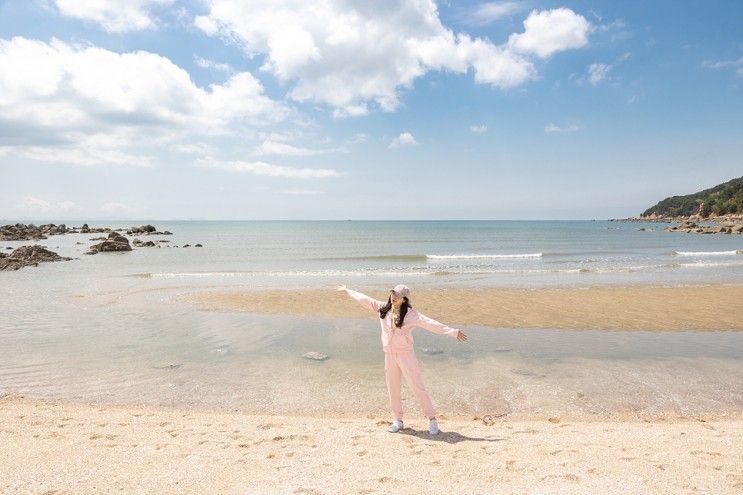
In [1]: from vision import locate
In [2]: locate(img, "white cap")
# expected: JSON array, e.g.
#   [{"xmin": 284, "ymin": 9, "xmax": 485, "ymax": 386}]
[{"xmin": 390, "ymin": 284, "xmax": 410, "ymax": 298}]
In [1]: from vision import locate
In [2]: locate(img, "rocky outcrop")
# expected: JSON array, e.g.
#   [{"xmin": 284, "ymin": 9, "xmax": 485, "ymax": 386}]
[
  {"xmin": 1, "ymin": 223, "xmax": 65, "ymax": 241},
  {"xmin": 75, "ymin": 224, "xmax": 110, "ymax": 234},
  {"xmin": 132, "ymin": 239, "xmax": 157, "ymax": 247},
  {"xmin": 86, "ymin": 232, "xmax": 132, "ymax": 254},
  {"xmin": 0, "ymin": 223, "xmax": 118, "ymax": 241},
  {"xmin": 665, "ymin": 221, "xmax": 743, "ymax": 235},
  {"xmin": 125, "ymin": 225, "xmax": 172, "ymax": 236},
  {"xmin": 0, "ymin": 245, "xmax": 72, "ymax": 271}
]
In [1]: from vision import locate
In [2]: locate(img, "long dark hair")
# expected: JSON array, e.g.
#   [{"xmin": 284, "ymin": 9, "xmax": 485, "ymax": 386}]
[{"xmin": 379, "ymin": 296, "xmax": 411, "ymax": 328}]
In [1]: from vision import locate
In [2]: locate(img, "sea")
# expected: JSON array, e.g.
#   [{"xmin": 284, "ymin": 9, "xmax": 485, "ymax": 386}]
[{"xmin": 1, "ymin": 220, "xmax": 742, "ymax": 419}]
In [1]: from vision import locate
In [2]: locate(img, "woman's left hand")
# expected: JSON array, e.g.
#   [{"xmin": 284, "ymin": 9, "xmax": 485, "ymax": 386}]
[{"xmin": 456, "ymin": 330, "xmax": 468, "ymax": 342}]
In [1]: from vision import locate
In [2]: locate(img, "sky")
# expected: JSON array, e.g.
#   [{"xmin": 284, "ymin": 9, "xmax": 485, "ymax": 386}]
[{"xmin": 0, "ymin": 0, "xmax": 741, "ymax": 221}]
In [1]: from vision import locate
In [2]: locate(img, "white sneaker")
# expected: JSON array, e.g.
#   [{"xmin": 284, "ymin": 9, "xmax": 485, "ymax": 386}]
[
  {"xmin": 429, "ymin": 418, "xmax": 440, "ymax": 435},
  {"xmin": 387, "ymin": 420, "xmax": 403, "ymax": 433}
]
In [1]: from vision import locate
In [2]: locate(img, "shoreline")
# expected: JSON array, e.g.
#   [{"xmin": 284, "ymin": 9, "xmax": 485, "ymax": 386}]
[
  {"xmin": 2, "ymin": 396, "xmax": 741, "ymax": 494},
  {"xmin": 182, "ymin": 283, "xmax": 743, "ymax": 331}
]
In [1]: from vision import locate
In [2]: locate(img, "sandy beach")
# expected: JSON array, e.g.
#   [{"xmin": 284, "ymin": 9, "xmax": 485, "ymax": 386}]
[
  {"xmin": 183, "ymin": 284, "xmax": 743, "ymax": 331},
  {"xmin": 1, "ymin": 395, "xmax": 741, "ymax": 494}
]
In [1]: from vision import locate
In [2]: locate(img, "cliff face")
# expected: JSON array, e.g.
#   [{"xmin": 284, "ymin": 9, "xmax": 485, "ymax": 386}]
[{"xmin": 641, "ymin": 176, "xmax": 743, "ymax": 219}]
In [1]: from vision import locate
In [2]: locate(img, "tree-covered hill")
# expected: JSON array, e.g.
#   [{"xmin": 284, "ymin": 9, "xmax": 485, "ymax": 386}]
[{"xmin": 641, "ymin": 176, "xmax": 743, "ymax": 218}]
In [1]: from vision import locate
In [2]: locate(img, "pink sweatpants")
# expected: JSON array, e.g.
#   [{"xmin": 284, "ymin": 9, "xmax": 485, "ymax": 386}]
[{"xmin": 384, "ymin": 351, "xmax": 436, "ymax": 421}]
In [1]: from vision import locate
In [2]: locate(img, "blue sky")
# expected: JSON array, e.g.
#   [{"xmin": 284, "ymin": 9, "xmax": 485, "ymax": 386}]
[{"xmin": 1, "ymin": 0, "xmax": 741, "ymax": 220}]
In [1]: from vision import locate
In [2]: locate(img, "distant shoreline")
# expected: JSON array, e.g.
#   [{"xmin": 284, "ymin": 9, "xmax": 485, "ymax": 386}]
[{"xmin": 610, "ymin": 214, "xmax": 743, "ymax": 223}]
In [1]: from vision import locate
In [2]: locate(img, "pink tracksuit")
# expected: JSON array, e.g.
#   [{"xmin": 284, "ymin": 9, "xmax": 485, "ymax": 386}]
[{"xmin": 344, "ymin": 288, "xmax": 460, "ymax": 421}]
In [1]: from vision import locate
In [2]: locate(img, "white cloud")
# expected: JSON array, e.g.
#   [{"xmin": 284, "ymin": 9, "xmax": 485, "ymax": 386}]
[
  {"xmin": 508, "ymin": 8, "xmax": 591, "ymax": 58},
  {"xmin": 0, "ymin": 37, "xmax": 287, "ymax": 166},
  {"xmin": 544, "ymin": 123, "xmax": 581, "ymax": 134},
  {"xmin": 346, "ymin": 133, "xmax": 368, "ymax": 144},
  {"xmin": 14, "ymin": 144, "xmax": 154, "ymax": 167},
  {"xmin": 462, "ymin": 2, "xmax": 526, "ymax": 25},
  {"xmin": 54, "ymin": 0, "xmax": 174, "ymax": 32},
  {"xmin": 194, "ymin": 55, "xmax": 233, "ymax": 73},
  {"xmin": 389, "ymin": 132, "xmax": 418, "ymax": 148},
  {"xmin": 195, "ymin": 2, "xmax": 590, "ymax": 115},
  {"xmin": 194, "ymin": 157, "xmax": 342, "ymax": 178},
  {"xmin": 470, "ymin": 124, "xmax": 488, "ymax": 133},
  {"xmin": 588, "ymin": 63, "xmax": 611, "ymax": 85},
  {"xmin": 20, "ymin": 196, "xmax": 78, "ymax": 214},
  {"xmin": 702, "ymin": 56, "xmax": 743, "ymax": 77},
  {"xmin": 255, "ymin": 140, "xmax": 328, "ymax": 157}
]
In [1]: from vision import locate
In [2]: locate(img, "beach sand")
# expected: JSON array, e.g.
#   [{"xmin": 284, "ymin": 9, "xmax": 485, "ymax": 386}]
[
  {"xmin": 1, "ymin": 396, "xmax": 741, "ymax": 494},
  {"xmin": 183, "ymin": 284, "xmax": 743, "ymax": 331}
]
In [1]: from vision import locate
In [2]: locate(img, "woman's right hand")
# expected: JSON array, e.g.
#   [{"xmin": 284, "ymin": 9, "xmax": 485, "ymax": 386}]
[{"xmin": 336, "ymin": 285, "xmax": 348, "ymax": 292}]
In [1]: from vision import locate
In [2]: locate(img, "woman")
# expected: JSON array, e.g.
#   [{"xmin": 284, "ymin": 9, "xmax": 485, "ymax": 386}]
[{"xmin": 336, "ymin": 284, "xmax": 468, "ymax": 435}]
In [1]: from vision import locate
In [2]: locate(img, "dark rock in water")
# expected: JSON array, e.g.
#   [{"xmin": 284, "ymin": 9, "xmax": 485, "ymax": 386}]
[
  {"xmin": 195, "ymin": 243, "xmax": 203, "ymax": 247},
  {"xmin": 89, "ymin": 237, "xmax": 107, "ymax": 241},
  {"xmin": 87, "ymin": 235, "xmax": 131, "ymax": 254},
  {"xmin": 126, "ymin": 224, "xmax": 172, "ymax": 236},
  {"xmin": 1, "ymin": 222, "xmax": 156, "ymax": 240},
  {"xmin": 665, "ymin": 220, "xmax": 743, "ymax": 235},
  {"xmin": 157, "ymin": 240, "xmax": 170, "ymax": 243},
  {"xmin": 183, "ymin": 244, "xmax": 190, "ymax": 248},
  {"xmin": 302, "ymin": 351, "xmax": 329, "ymax": 361},
  {"xmin": 132, "ymin": 238, "xmax": 156, "ymax": 247},
  {"xmin": 0, "ymin": 223, "xmax": 48, "ymax": 241},
  {"xmin": 421, "ymin": 348, "xmax": 444, "ymax": 355},
  {"xmin": 0, "ymin": 245, "xmax": 72, "ymax": 271}
]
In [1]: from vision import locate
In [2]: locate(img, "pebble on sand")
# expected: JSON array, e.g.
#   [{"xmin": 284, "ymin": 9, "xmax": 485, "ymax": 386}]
[{"xmin": 302, "ymin": 352, "xmax": 329, "ymax": 361}]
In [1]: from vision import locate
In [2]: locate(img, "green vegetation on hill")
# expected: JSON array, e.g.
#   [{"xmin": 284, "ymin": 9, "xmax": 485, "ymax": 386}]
[{"xmin": 642, "ymin": 176, "xmax": 743, "ymax": 218}]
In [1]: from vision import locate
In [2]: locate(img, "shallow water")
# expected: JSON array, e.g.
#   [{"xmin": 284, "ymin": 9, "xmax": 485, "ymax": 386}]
[
  {"xmin": 1, "ymin": 220, "xmax": 742, "ymax": 418},
  {"xmin": 1, "ymin": 285, "xmax": 741, "ymax": 419}
]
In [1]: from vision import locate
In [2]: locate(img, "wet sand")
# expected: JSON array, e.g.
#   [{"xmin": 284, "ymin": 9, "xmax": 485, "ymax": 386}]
[
  {"xmin": 1, "ymin": 396, "xmax": 741, "ymax": 494},
  {"xmin": 183, "ymin": 284, "xmax": 743, "ymax": 331}
]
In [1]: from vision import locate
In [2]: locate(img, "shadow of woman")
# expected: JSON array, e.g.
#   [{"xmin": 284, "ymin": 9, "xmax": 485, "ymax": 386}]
[{"xmin": 398, "ymin": 427, "xmax": 505, "ymax": 444}]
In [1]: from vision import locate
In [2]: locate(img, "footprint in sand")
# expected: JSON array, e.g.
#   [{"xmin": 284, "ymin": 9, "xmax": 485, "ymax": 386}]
[
  {"xmin": 541, "ymin": 474, "xmax": 580, "ymax": 482},
  {"xmin": 378, "ymin": 477, "xmax": 401, "ymax": 484},
  {"xmin": 293, "ymin": 488, "xmax": 323, "ymax": 495},
  {"xmin": 357, "ymin": 450, "xmax": 367, "ymax": 457},
  {"xmin": 690, "ymin": 450, "xmax": 722, "ymax": 457}
]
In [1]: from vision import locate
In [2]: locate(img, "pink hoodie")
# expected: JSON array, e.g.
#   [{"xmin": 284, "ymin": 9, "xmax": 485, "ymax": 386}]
[{"xmin": 344, "ymin": 288, "xmax": 460, "ymax": 353}]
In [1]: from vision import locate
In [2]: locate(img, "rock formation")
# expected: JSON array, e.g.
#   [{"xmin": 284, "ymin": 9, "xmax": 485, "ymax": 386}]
[{"xmin": 0, "ymin": 245, "xmax": 72, "ymax": 271}]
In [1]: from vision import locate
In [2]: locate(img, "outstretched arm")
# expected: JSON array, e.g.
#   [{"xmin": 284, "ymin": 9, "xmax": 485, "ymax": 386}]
[
  {"xmin": 336, "ymin": 285, "xmax": 384, "ymax": 313},
  {"xmin": 414, "ymin": 311, "xmax": 467, "ymax": 341}
]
